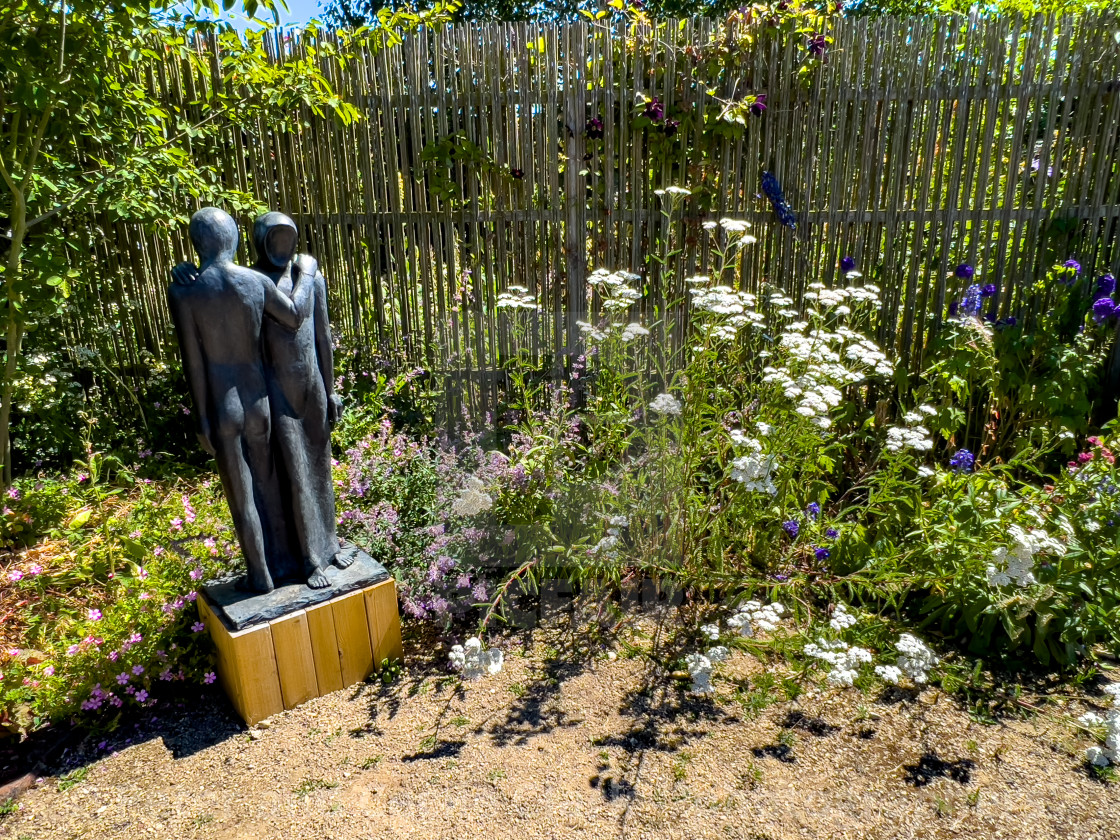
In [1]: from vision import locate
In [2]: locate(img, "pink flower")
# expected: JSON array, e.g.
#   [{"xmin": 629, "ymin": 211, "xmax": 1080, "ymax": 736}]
[
  {"xmin": 87, "ymin": 608, "xmax": 102, "ymax": 621},
  {"xmin": 7, "ymin": 648, "xmax": 20, "ymax": 657},
  {"xmin": 8, "ymin": 569, "xmax": 23, "ymax": 582},
  {"xmin": 116, "ymin": 672, "xmax": 130, "ymax": 685},
  {"xmin": 7, "ymin": 487, "xmax": 20, "ymax": 500},
  {"xmin": 170, "ymin": 517, "xmax": 183, "ymax": 532},
  {"xmin": 138, "ymin": 592, "xmax": 151, "ymax": 601},
  {"xmin": 139, "ymin": 568, "xmax": 149, "ymax": 580},
  {"xmin": 191, "ymin": 622, "xmax": 205, "ymax": 633},
  {"xmin": 190, "ymin": 567, "xmax": 203, "ymax": 581},
  {"xmin": 109, "ymin": 694, "xmax": 122, "ymax": 707},
  {"xmin": 43, "ymin": 665, "xmax": 54, "ymax": 676},
  {"xmin": 135, "ymin": 690, "xmax": 148, "ymax": 703},
  {"xmin": 203, "ymin": 671, "xmax": 217, "ymax": 684},
  {"xmin": 77, "ymin": 473, "xmax": 88, "ymax": 483},
  {"xmin": 186, "ymin": 591, "xmax": 197, "ymax": 602},
  {"xmin": 153, "ymin": 546, "xmax": 164, "ymax": 557},
  {"xmin": 27, "ymin": 563, "xmax": 42, "ymax": 576},
  {"xmin": 109, "ymin": 650, "xmax": 119, "ymax": 662},
  {"xmin": 67, "ymin": 644, "xmax": 80, "ymax": 656},
  {"xmin": 132, "ymin": 664, "xmax": 144, "ymax": 676}
]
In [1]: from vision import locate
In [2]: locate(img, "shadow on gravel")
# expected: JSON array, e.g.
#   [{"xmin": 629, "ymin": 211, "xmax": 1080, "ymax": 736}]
[
  {"xmin": 903, "ymin": 751, "xmax": 976, "ymax": 786},
  {"xmin": 780, "ymin": 710, "xmax": 839, "ymax": 737},
  {"xmin": 1, "ymin": 686, "xmax": 242, "ymax": 798},
  {"xmin": 401, "ymin": 739, "xmax": 466, "ymax": 762},
  {"xmin": 751, "ymin": 744, "xmax": 797, "ymax": 763}
]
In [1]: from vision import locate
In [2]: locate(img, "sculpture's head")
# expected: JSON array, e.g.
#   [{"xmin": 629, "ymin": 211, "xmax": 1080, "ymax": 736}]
[
  {"xmin": 252, "ymin": 212, "xmax": 299, "ymax": 270},
  {"xmin": 188, "ymin": 207, "xmax": 239, "ymax": 263}
]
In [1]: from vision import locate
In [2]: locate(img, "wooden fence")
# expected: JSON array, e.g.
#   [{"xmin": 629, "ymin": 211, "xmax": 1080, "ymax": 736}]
[{"xmin": 85, "ymin": 13, "xmax": 1120, "ymax": 415}]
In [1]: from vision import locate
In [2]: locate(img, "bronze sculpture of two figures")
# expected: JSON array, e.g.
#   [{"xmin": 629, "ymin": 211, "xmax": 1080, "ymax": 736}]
[{"xmin": 167, "ymin": 207, "xmax": 350, "ymax": 594}]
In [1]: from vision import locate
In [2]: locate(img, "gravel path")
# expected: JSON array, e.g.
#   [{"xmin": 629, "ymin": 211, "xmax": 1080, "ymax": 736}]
[{"xmin": 2, "ymin": 624, "xmax": 1118, "ymax": 840}]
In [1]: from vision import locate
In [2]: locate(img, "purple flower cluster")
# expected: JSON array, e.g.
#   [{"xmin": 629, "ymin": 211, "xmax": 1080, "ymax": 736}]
[
  {"xmin": 761, "ymin": 171, "xmax": 797, "ymax": 230},
  {"xmin": 782, "ymin": 519, "xmax": 800, "ymax": 539},
  {"xmin": 1092, "ymin": 274, "xmax": 1118, "ymax": 324},
  {"xmin": 948, "ymin": 449, "xmax": 975, "ymax": 474}
]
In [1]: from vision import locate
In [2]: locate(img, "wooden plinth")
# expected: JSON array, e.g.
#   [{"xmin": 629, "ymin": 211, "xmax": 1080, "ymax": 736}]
[{"xmin": 198, "ymin": 577, "xmax": 403, "ymax": 725}]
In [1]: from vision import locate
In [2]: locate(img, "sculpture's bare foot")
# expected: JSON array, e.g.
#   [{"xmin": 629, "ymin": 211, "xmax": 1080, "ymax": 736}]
[
  {"xmin": 307, "ymin": 569, "xmax": 331, "ymax": 589},
  {"xmin": 332, "ymin": 549, "xmax": 355, "ymax": 569}
]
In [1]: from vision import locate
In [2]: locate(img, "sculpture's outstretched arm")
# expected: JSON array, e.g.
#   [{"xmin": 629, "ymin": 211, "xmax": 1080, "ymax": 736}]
[
  {"xmin": 312, "ymin": 273, "xmax": 343, "ymax": 426},
  {"xmin": 167, "ymin": 287, "xmax": 215, "ymax": 455},
  {"xmin": 257, "ymin": 264, "xmax": 311, "ymax": 330}
]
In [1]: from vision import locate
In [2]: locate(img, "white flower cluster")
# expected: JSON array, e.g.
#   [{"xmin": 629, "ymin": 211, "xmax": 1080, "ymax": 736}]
[
  {"xmin": 729, "ymin": 434, "xmax": 778, "ymax": 495},
  {"xmin": 885, "ymin": 407, "xmax": 937, "ymax": 452},
  {"xmin": 649, "ymin": 392, "xmax": 682, "ymax": 416},
  {"xmin": 687, "ymin": 283, "xmax": 764, "ymax": 341},
  {"xmin": 986, "ymin": 524, "xmax": 1066, "ymax": 588},
  {"xmin": 803, "ymin": 282, "xmax": 882, "ymax": 311},
  {"xmin": 496, "ymin": 285, "xmax": 538, "ymax": 310},
  {"xmin": 449, "ymin": 637, "xmax": 504, "ymax": 681},
  {"xmin": 805, "ymin": 638, "xmax": 874, "ymax": 687},
  {"xmin": 1086, "ymin": 684, "xmax": 1120, "ymax": 767},
  {"xmin": 875, "ymin": 633, "xmax": 939, "ymax": 685},
  {"xmin": 590, "ymin": 515, "xmax": 627, "ymax": 557},
  {"xmin": 684, "ymin": 645, "xmax": 730, "ymax": 695},
  {"xmin": 727, "ymin": 600, "xmax": 786, "ymax": 637},
  {"xmin": 588, "ymin": 268, "xmax": 643, "ymax": 313},
  {"xmin": 620, "ymin": 322, "xmax": 650, "ymax": 342},
  {"xmin": 829, "ymin": 603, "xmax": 858, "ymax": 632},
  {"xmin": 700, "ymin": 217, "xmax": 755, "ymax": 238},
  {"xmin": 451, "ymin": 476, "xmax": 493, "ymax": 517}
]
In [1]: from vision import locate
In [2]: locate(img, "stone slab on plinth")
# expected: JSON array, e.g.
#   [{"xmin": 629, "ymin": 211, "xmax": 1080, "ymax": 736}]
[{"xmin": 198, "ymin": 550, "xmax": 402, "ymax": 726}]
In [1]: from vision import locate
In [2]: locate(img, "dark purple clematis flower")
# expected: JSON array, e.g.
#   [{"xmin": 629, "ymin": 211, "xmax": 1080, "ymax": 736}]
[
  {"xmin": 808, "ymin": 33, "xmax": 827, "ymax": 57},
  {"xmin": 662, "ymin": 118, "xmax": 679, "ymax": 137},
  {"xmin": 782, "ymin": 519, "xmax": 800, "ymax": 539},
  {"xmin": 586, "ymin": 117, "xmax": 604, "ymax": 140},
  {"xmin": 840, "ymin": 255, "xmax": 856, "ymax": 273},
  {"xmin": 948, "ymin": 301, "xmax": 959, "ymax": 317},
  {"xmin": 749, "ymin": 94, "xmax": 767, "ymax": 117},
  {"xmin": 1092, "ymin": 297, "xmax": 1118, "ymax": 324},
  {"xmin": 1098, "ymin": 273, "xmax": 1116, "ymax": 298},
  {"xmin": 644, "ymin": 97, "xmax": 664, "ymax": 122},
  {"xmin": 955, "ymin": 263, "xmax": 974, "ymax": 280},
  {"xmin": 510, "ymin": 167, "xmax": 524, "ymax": 179},
  {"xmin": 814, "ymin": 547, "xmax": 830, "ymax": 561},
  {"xmin": 980, "ymin": 283, "xmax": 997, "ymax": 298},
  {"xmin": 1064, "ymin": 258, "xmax": 1081, "ymax": 274}
]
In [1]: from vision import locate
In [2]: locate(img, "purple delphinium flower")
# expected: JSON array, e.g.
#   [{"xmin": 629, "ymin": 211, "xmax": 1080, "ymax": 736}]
[
  {"xmin": 955, "ymin": 263, "xmax": 974, "ymax": 280},
  {"xmin": 948, "ymin": 449, "xmax": 975, "ymax": 473},
  {"xmin": 806, "ymin": 502, "xmax": 820, "ymax": 521},
  {"xmin": 782, "ymin": 520, "xmax": 800, "ymax": 539},
  {"xmin": 1064, "ymin": 259, "xmax": 1081, "ymax": 274},
  {"xmin": 1092, "ymin": 297, "xmax": 1118, "ymax": 324},
  {"xmin": 840, "ymin": 255, "xmax": 856, "ymax": 273},
  {"xmin": 761, "ymin": 171, "xmax": 797, "ymax": 229},
  {"xmin": 825, "ymin": 527, "xmax": 840, "ymax": 539},
  {"xmin": 959, "ymin": 285, "xmax": 983, "ymax": 319},
  {"xmin": 814, "ymin": 547, "xmax": 830, "ymax": 561},
  {"xmin": 980, "ymin": 283, "xmax": 997, "ymax": 298},
  {"xmin": 1098, "ymin": 274, "xmax": 1116, "ymax": 297}
]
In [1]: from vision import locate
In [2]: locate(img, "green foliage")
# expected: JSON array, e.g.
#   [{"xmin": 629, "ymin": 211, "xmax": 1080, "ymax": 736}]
[{"xmin": 918, "ymin": 262, "xmax": 1113, "ymax": 465}]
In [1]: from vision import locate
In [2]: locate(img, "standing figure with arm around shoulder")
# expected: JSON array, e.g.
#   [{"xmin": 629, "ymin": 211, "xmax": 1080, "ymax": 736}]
[
  {"xmin": 166, "ymin": 207, "xmax": 313, "ymax": 593},
  {"xmin": 251, "ymin": 212, "xmax": 348, "ymax": 590}
]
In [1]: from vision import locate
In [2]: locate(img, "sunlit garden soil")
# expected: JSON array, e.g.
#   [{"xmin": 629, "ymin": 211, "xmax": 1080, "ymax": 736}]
[{"xmin": 3, "ymin": 614, "xmax": 1118, "ymax": 840}]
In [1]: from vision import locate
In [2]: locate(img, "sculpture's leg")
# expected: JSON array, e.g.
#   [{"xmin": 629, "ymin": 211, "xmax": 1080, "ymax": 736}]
[
  {"xmin": 214, "ymin": 434, "xmax": 274, "ymax": 594},
  {"xmin": 274, "ymin": 413, "xmax": 331, "ymax": 590}
]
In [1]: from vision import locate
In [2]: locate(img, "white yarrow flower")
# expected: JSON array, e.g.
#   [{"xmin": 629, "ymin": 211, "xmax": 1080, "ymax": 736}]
[{"xmin": 649, "ymin": 393, "xmax": 682, "ymax": 416}]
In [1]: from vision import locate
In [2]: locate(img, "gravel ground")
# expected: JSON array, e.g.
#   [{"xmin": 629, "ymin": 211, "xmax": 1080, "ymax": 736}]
[{"xmin": 2, "ymin": 619, "xmax": 1118, "ymax": 840}]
